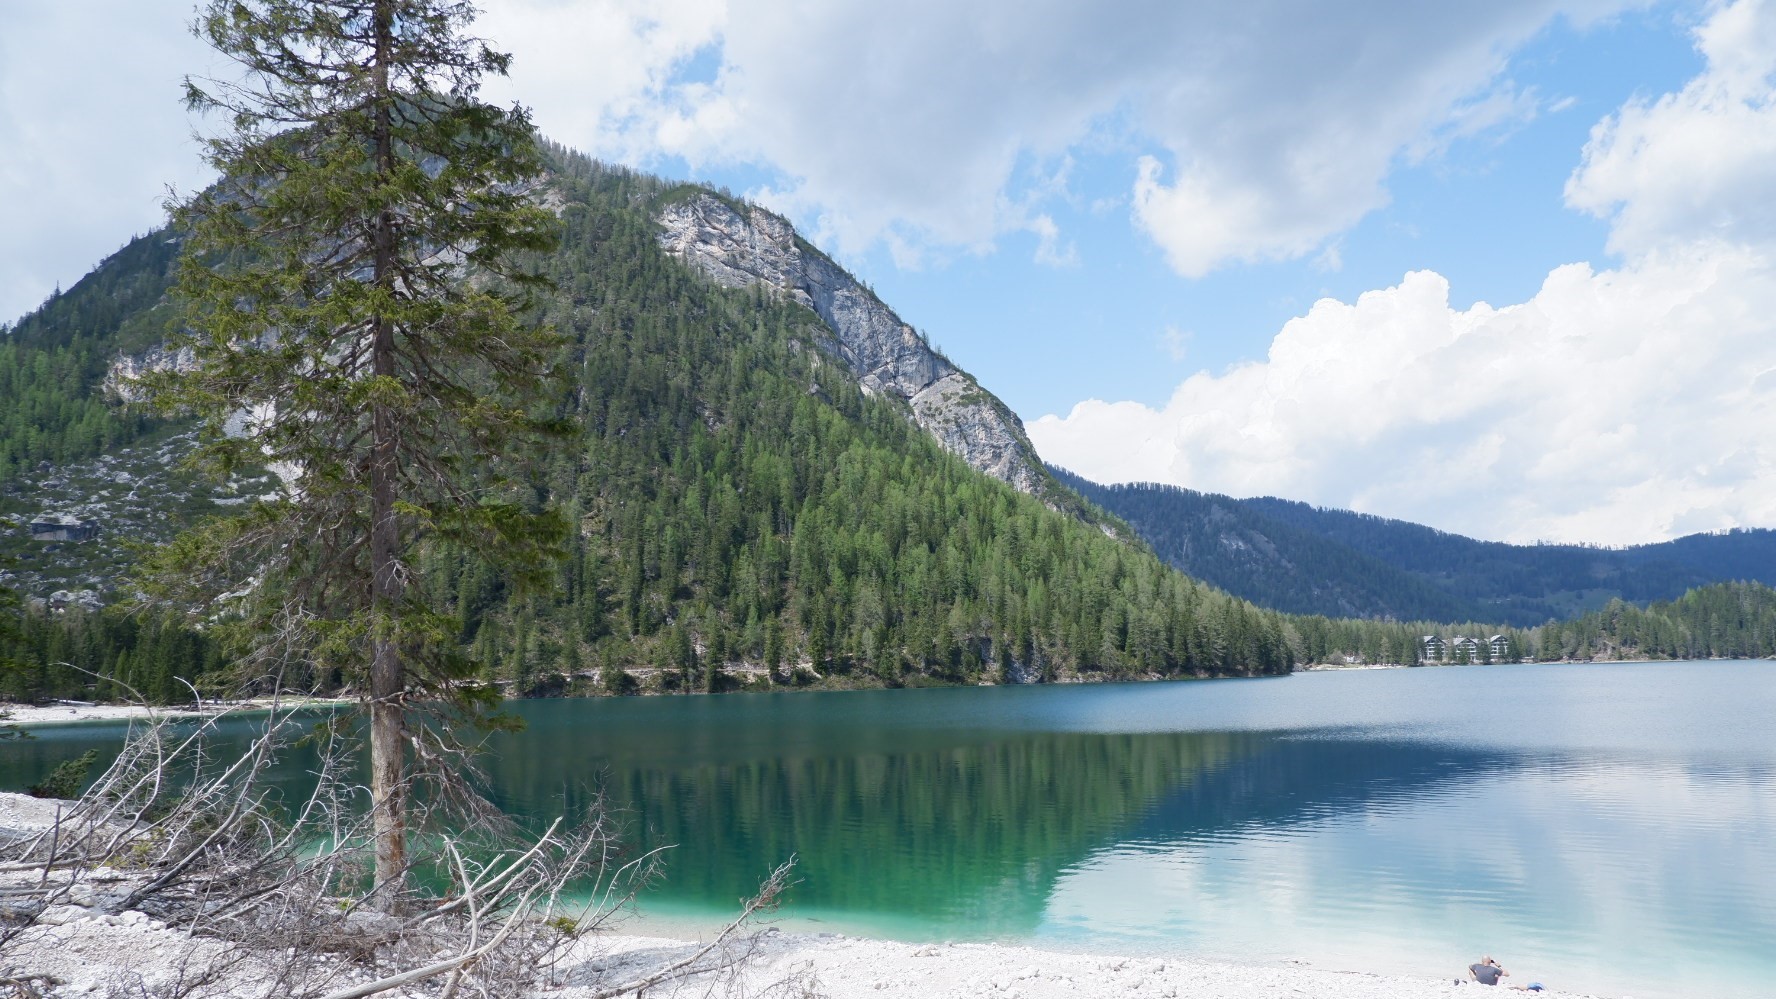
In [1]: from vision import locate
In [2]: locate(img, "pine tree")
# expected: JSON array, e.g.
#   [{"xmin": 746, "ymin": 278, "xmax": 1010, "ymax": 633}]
[
  {"xmin": 144, "ymin": 0, "xmax": 563, "ymax": 892},
  {"xmin": 764, "ymin": 618, "xmax": 784, "ymax": 684}
]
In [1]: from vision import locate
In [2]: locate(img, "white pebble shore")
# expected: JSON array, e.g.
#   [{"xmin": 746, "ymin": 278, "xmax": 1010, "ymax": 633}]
[
  {"xmin": 2, "ymin": 909, "xmax": 1615, "ymax": 999},
  {"xmin": 559, "ymin": 930, "xmax": 1611, "ymax": 999}
]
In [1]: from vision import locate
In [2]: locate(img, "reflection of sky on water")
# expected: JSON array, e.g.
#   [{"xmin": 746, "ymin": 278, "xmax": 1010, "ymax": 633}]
[
  {"xmin": 1036, "ymin": 740, "xmax": 1776, "ymax": 999},
  {"xmin": 1038, "ymin": 660, "xmax": 1776, "ymax": 761}
]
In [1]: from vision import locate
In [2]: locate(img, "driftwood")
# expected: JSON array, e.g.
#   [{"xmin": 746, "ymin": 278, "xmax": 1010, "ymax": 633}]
[{"xmin": 0, "ymin": 669, "xmax": 806, "ymax": 998}]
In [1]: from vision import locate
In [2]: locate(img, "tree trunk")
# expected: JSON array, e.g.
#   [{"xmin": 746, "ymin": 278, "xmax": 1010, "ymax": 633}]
[{"xmin": 368, "ymin": 0, "xmax": 407, "ymax": 896}]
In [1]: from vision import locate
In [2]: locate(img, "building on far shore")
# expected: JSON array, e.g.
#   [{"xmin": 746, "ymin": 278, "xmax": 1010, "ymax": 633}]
[
  {"xmin": 1422, "ymin": 633, "xmax": 1516, "ymax": 664},
  {"xmin": 28, "ymin": 513, "xmax": 99, "ymax": 542}
]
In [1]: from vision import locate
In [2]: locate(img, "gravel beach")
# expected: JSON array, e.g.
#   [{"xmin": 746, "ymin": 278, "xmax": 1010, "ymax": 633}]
[
  {"xmin": 1, "ymin": 912, "xmax": 1614, "ymax": 999},
  {"xmin": 1, "ymin": 698, "xmax": 345, "ymax": 727},
  {"xmin": 563, "ymin": 930, "xmax": 1611, "ymax": 999}
]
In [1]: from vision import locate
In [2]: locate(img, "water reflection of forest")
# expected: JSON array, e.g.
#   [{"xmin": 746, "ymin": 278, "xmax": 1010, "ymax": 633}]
[
  {"xmin": 4, "ymin": 709, "xmax": 1516, "ymax": 936},
  {"xmin": 480, "ymin": 719, "xmax": 1516, "ymax": 934}
]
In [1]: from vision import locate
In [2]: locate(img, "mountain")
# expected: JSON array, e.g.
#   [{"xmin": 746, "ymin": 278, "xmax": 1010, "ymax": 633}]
[
  {"xmin": 9, "ymin": 145, "xmax": 1775, "ymax": 705},
  {"xmin": 1056, "ymin": 470, "xmax": 1776, "ymax": 626},
  {"xmin": 1050, "ymin": 469, "xmax": 1472, "ymax": 622},
  {"xmin": 655, "ymin": 189, "xmax": 1069, "ymax": 509},
  {"xmin": 0, "ymin": 231, "xmax": 180, "ymax": 483},
  {"xmin": 2, "ymin": 146, "xmax": 1325, "ymax": 703}
]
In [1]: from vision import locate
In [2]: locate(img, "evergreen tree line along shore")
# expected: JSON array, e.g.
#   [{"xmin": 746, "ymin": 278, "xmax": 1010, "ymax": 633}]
[{"xmin": 5, "ymin": 575, "xmax": 1772, "ymax": 706}]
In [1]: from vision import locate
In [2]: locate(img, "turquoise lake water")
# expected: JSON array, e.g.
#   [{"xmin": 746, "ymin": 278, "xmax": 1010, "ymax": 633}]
[{"xmin": 7, "ymin": 660, "xmax": 1773, "ymax": 997}]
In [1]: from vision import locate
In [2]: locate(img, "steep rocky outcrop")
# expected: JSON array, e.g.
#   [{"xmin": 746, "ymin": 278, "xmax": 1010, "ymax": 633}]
[
  {"xmin": 656, "ymin": 192, "xmax": 1048, "ymax": 496},
  {"xmin": 102, "ymin": 344, "xmax": 195, "ymax": 403}
]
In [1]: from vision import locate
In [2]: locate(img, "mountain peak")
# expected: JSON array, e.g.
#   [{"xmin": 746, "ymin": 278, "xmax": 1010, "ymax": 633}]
[{"xmin": 656, "ymin": 189, "xmax": 1049, "ymax": 497}]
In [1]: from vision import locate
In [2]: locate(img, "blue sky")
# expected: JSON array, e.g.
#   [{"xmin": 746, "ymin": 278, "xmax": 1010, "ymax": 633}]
[
  {"xmin": 685, "ymin": 7, "xmax": 1707, "ymax": 419},
  {"xmin": 3, "ymin": 0, "xmax": 1774, "ymax": 545}
]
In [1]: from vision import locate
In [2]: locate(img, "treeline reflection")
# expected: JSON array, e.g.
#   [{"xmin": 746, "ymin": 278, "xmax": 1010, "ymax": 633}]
[
  {"xmin": 4, "ymin": 701, "xmax": 1518, "ymax": 936},
  {"xmin": 478, "ymin": 705, "xmax": 1516, "ymax": 933}
]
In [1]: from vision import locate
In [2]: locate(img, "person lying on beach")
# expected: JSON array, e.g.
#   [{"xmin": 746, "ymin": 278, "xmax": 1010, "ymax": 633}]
[{"xmin": 1468, "ymin": 956, "xmax": 1508, "ymax": 985}]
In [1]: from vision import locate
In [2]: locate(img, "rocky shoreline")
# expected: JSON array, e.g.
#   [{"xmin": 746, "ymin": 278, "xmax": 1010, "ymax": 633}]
[
  {"xmin": 1, "ymin": 906, "xmax": 1619, "ymax": 999},
  {"xmin": 1, "ymin": 696, "xmax": 346, "ymax": 727}
]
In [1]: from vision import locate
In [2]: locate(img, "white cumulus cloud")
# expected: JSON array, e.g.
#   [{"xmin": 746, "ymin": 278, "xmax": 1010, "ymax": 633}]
[
  {"xmin": 0, "ymin": 0, "xmax": 1637, "ymax": 318},
  {"xmin": 490, "ymin": 0, "xmax": 1633, "ymax": 272},
  {"xmin": 1031, "ymin": 0, "xmax": 1776, "ymax": 545},
  {"xmin": 1565, "ymin": 0, "xmax": 1776, "ymax": 253},
  {"xmin": 476, "ymin": 0, "xmax": 725, "ymax": 161},
  {"xmin": 1125, "ymin": 5, "xmax": 1573, "ymax": 277}
]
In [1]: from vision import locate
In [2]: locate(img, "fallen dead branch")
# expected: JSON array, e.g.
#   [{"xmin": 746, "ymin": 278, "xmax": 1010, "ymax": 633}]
[
  {"xmin": 0, "ymin": 668, "xmax": 802, "ymax": 999},
  {"xmin": 582, "ymin": 857, "xmax": 799, "ymax": 999}
]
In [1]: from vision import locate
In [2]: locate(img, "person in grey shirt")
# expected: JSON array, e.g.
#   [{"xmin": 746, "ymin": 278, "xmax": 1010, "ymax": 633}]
[{"xmin": 1468, "ymin": 956, "xmax": 1509, "ymax": 985}]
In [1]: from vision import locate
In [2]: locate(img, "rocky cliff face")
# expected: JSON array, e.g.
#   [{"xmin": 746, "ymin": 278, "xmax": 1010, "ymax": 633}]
[
  {"xmin": 102, "ymin": 344, "xmax": 196, "ymax": 403},
  {"xmin": 656, "ymin": 192, "xmax": 1047, "ymax": 496}
]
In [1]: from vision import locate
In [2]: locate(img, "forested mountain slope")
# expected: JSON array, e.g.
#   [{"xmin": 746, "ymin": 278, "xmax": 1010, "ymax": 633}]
[
  {"xmin": 506, "ymin": 152, "xmax": 1305, "ymax": 685},
  {"xmin": 8, "ymin": 146, "xmax": 1772, "ymax": 705},
  {"xmin": 1059, "ymin": 471, "xmax": 1776, "ymax": 626},
  {"xmin": 1541, "ymin": 582, "xmax": 1776, "ymax": 661},
  {"xmin": 654, "ymin": 190, "xmax": 1088, "ymax": 516},
  {"xmin": 0, "ymin": 231, "xmax": 181, "ymax": 481},
  {"xmin": 1052, "ymin": 469, "xmax": 1471, "ymax": 622},
  {"xmin": 2, "ymin": 147, "xmax": 1312, "ymax": 701}
]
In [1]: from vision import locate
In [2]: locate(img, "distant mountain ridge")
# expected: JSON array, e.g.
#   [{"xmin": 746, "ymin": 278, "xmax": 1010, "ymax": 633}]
[{"xmin": 1054, "ymin": 469, "xmax": 1776, "ymax": 626}]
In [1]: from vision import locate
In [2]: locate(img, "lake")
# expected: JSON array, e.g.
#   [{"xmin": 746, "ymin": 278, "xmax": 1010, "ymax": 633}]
[{"xmin": 6, "ymin": 660, "xmax": 1773, "ymax": 998}]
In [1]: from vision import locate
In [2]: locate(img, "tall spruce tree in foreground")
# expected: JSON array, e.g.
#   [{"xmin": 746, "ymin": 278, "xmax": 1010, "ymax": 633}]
[{"xmin": 144, "ymin": 0, "xmax": 563, "ymax": 892}]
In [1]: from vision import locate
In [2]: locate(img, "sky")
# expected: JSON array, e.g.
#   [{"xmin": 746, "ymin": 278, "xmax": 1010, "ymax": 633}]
[{"xmin": 2, "ymin": 0, "xmax": 1774, "ymax": 546}]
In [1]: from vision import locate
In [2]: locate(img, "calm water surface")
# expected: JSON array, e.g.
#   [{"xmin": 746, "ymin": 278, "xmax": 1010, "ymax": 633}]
[{"xmin": 8, "ymin": 661, "xmax": 1773, "ymax": 998}]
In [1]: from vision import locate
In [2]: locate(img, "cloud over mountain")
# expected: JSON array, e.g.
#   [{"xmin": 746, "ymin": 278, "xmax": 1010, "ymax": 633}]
[
  {"xmin": 1031, "ymin": 0, "xmax": 1776, "ymax": 546},
  {"xmin": 0, "ymin": 0, "xmax": 1634, "ymax": 317},
  {"xmin": 486, "ymin": 0, "xmax": 1627, "ymax": 271}
]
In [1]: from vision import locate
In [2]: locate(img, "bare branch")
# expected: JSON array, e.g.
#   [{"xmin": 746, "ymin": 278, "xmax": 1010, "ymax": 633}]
[{"xmin": 583, "ymin": 857, "xmax": 799, "ymax": 999}]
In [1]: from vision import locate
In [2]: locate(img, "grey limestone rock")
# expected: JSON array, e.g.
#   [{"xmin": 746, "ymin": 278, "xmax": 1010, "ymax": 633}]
[
  {"xmin": 656, "ymin": 192, "xmax": 1046, "ymax": 496},
  {"xmin": 103, "ymin": 343, "xmax": 197, "ymax": 403}
]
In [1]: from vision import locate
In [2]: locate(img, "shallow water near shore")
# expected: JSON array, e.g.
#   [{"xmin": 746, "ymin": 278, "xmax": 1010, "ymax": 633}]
[{"xmin": 8, "ymin": 660, "xmax": 1773, "ymax": 998}]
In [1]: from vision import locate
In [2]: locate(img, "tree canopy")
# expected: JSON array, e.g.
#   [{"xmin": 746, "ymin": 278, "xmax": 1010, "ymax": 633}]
[{"xmin": 145, "ymin": 0, "xmax": 563, "ymax": 890}]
